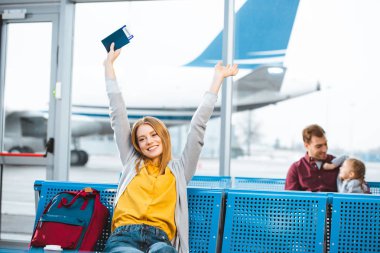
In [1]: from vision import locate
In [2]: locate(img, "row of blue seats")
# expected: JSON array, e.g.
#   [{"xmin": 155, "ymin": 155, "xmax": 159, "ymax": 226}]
[
  {"xmin": 33, "ymin": 181, "xmax": 223, "ymax": 252},
  {"xmin": 189, "ymin": 175, "xmax": 380, "ymax": 194},
  {"xmin": 34, "ymin": 179, "xmax": 380, "ymax": 253}
]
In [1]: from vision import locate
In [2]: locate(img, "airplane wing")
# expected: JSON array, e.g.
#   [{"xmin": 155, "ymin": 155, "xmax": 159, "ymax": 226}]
[
  {"xmin": 236, "ymin": 66, "xmax": 286, "ymax": 96},
  {"xmin": 232, "ymin": 66, "xmax": 321, "ymax": 111}
]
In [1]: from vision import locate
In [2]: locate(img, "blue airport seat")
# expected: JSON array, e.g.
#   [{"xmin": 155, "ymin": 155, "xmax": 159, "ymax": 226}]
[
  {"xmin": 233, "ymin": 177, "xmax": 285, "ymax": 191},
  {"xmin": 187, "ymin": 188, "xmax": 225, "ymax": 253},
  {"xmin": 329, "ymin": 193, "xmax": 380, "ymax": 253},
  {"xmin": 222, "ymin": 189, "xmax": 328, "ymax": 253},
  {"xmin": 33, "ymin": 180, "xmax": 225, "ymax": 253},
  {"xmin": 189, "ymin": 175, "xmax": 232, "ymax": 189},
  {"xmin": 367, "ymin": 181, "xmax": 380, "ymax": 195}
]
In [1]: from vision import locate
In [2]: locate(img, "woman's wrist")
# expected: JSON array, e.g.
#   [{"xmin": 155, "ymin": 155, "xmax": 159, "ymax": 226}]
[
  {"xmin": 104, "ymin": 64, "xmax": 116, "ymax": 80},
  {"xmin": 104, "ymin": 61, "xmax": 114, "ymax": 68},
  {"xmin": 208, "ymin": 76, "xmax": 224, "ymax": 93}
]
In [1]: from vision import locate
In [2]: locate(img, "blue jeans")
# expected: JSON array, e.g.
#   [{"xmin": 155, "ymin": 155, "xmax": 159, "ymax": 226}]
[{"xmin": 104, "ymin": 224, "xmax": 177, "ymax": 253}]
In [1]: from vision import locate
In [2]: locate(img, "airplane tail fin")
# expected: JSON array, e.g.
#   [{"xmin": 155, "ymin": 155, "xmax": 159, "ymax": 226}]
[{"xmin": 186, "ymin": 0, "xmax": 300, "ymax": 69}]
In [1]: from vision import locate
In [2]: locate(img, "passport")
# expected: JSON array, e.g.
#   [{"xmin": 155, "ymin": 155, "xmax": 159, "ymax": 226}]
[{"xmin": 101, "ymin": 25, "xmax": 133, "ymax": 52}]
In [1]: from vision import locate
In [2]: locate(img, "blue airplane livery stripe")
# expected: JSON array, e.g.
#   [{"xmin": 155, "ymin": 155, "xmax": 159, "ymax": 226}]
[
  {"xmin": 186, "ymin": 0, "xmax": 300, "ymax": 69},
  {"xmin": 72, "ymin": 112, "xmax": 193, "ymax": 122}
]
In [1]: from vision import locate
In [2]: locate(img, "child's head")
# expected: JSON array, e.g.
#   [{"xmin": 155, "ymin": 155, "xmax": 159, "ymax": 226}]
[{"xmin": 339, "ymin": 158, "xmax": 366, "ymax": 181}]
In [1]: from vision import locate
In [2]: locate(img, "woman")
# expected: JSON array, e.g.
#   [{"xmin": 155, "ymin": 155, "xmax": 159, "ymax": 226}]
[{"xmin": 104, "ymin": 43, "xmax": 238, "ymax": 253}]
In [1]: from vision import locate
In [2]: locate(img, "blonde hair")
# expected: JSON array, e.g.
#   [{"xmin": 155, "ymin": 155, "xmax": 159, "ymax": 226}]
[
  {"xmin": 346, "ymin": 158, "xmax": 367, "ymax": 192},
  {"xmin": 131, "ymin": 116, "xmax": 172, "ymax": 174}
]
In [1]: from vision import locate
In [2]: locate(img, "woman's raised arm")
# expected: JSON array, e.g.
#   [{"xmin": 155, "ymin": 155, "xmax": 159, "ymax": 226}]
[
  {"xmin": 181, "ymin": 62, "xmax": 239, "ymax": 182},
  {"xmin": 104, "ymin": 43, "xmax": 135, "ymax": 168},
  {"xmin": 104, "ymin": 43, "xmax": 121, "ymax": 80}
]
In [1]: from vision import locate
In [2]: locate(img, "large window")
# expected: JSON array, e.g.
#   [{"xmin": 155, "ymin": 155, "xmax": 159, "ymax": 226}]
[
  {"xmin": 72, "ymin": 0, "xmax": 225, "ymax": 181},
  {"xmin": 230, "ymin": 0, "xmax": 380, "ymax": 180},
  {"xmin": 72, "ymin": 0, "xmax": 380, "ymax": 182}
]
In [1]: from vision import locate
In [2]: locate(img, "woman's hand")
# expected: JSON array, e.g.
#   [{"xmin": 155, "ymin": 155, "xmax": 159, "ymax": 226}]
[
  {"xmin": 104, "ymin": 43, "xmax": 121, "ymax": 80},
  {"xmin": 214, "ymin": 61, "xmax": 239, "ymax": 79},
  {"xmin": 209, "ymin": 61, "xmax": 239, "ymax": 94},
  {"xmin": 104, "ymin": 42, "xmax": 121, "ymax": 66}
]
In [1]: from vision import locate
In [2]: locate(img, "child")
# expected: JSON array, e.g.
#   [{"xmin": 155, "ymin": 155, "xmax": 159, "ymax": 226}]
[{"xmin": 323, "ymin": 156, "xmax": 370, "ymax": 193}]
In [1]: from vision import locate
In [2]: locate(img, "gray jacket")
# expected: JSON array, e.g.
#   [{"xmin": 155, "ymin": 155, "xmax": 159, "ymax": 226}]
[
  {"xmin": 337, "ymin": 178, "xmax": 369, "ymax": 193},
  {"xmin": 106, "ymin": 79, "xmax": 217, "ymax": 253}
]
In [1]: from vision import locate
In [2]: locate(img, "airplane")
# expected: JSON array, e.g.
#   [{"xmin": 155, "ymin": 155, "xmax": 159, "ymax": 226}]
[{"xmin": 3, "ymin": 0, "xmax": 320, "ymax": 166}]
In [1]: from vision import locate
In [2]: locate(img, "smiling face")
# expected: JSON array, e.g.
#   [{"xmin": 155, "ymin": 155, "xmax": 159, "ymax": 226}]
[
  {"xmin": 338, "ymin": 158, "xmax": 366, "ymax": 181},
  {"xmin": 131, "ymin": 116, "xmax": 172, "ymax": 173},
  {"xmin": 305, "ymin": 135, "xmax": 328, "ymax": 161},
  {"xmin": 302, "ymin": 124, "xmax": 328, "ymax": 161},
  {"xmin": 136, "ymin": 123, "xmax": 163, "ymax": 164},
  {"xmin": 339, "ymin": 160, "xmax": 354, "ymax": 180}
]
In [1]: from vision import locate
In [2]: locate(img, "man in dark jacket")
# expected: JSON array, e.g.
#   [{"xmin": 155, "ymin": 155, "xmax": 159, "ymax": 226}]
[{"xmin": 285, "ymin": 124, "xmax": 339, "ymax": 192}]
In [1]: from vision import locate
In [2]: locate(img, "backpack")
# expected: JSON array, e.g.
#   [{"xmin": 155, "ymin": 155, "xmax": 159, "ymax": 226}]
[{"xmin": 31, "ymin": 187, "xmax": 109, "ymax": 251}]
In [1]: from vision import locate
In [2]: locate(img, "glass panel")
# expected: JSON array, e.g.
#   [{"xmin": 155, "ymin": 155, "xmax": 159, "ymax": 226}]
[
  {"xmin": 72, "ymin": 0, "xmax": 224, "ymax": 181},
  {"xmin": 231, "ymin": 0, "xmax": 380, "ymax": 181},
  {"xmin": 1, "ymin": 23, "xmax": 52, "ymax": 240},
  {"xmin": 3, "ymin": 23, "xmax": 52, "ymax": 153}
]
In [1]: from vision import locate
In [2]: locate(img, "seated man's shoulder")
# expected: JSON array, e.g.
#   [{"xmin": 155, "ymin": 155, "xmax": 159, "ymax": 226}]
[
  {"xmin": 289, "ymin": 158, "xmax": 303, "ymax": 170},
  {"xmin": 295, "ymin": 156, "xmax": 307, "ymax": 165}
]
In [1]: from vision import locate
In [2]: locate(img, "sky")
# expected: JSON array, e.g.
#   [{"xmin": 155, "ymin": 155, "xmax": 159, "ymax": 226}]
[{"xmin": 4, "ymin": 0, "xmax": 380, "ymax": 154}]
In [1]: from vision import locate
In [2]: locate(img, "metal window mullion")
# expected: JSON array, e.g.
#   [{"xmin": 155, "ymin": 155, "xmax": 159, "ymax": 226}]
[
  {"xmin": 52, "ymin": 0, "xmax": 75, "ymax": 180},
  {"xmin": 219, "ymin": 0, "xmax": 235, "ymax": 176}
]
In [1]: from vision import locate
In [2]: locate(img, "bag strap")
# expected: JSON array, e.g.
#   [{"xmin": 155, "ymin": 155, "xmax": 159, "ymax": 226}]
[{"xmin": 59, "ymin": 188, "xmax": 98, "ymax": 210}]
